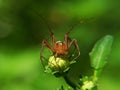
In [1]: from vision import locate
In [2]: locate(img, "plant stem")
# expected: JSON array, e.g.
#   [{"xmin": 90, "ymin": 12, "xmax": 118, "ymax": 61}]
[
  {"xmin": 63, "ymin": 74, "xmax": 80, "ymax": 90},
  {"xmin": 93, "ymin": 69, "xmax": 102, "ymax": 83}
]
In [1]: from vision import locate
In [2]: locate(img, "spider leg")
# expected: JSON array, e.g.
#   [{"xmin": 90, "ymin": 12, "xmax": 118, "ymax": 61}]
[
  {"xmin": 68, "ymin": 39, "xmax": 80, "ymax": 60},
  {"xmin": 66, "ymin": 19, "xmax": 85, "ymax": 35},
  {"xmin": 40, "ymin": 31, "xmax": 56, "ymax": 60},
  {"xmin": 64, "ymin": 33, "xmax": 75, "ymax": 60},
  {"xmin": 65, "ymin": 35, "xmax": 78, "ymax": 60},
  {"xmin": 34, "ymin": 11, "xmax": 55, "ymax": 41},
  {"xmin": 46, "ymin": 31, "xmax": 56, "ymax": 46},
  {"xmin": 64, "ymin": 33, "xmax": 72, "ymax": 49},
  {"xmin": 40, "ymin": 40, "xmax": 54, "ymax": 70},
  {"xmin": 40, "ymin": 55, "xmax": 48, "ymax": 70},
  {"xmin": 67, "ymin": 46, "xmax": 76, "ymax": 60}
]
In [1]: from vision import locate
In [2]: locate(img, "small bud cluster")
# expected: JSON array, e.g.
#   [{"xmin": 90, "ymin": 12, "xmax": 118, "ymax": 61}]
[{"xmin": 48, "ymin": 56, "xmax": 70, "ymax": 76}]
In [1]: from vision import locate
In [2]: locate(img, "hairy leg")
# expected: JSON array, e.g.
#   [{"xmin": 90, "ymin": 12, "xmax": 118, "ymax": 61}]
[
  {"xmin": 68, "ymin": 39, "xmax": 80, "ymax": 60},
  {"xmin": 40, "ymin": 40, "xmax": 54, "ymax": 69},
  {"xmin": 64, "ymin": 34, "xmax": 72, "ymax": 49}
]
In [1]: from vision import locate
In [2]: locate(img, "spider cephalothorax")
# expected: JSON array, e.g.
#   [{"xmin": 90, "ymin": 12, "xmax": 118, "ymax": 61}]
[{"xmin": 54, "ymin": 41, "xmax": 67, "ymax": 55}]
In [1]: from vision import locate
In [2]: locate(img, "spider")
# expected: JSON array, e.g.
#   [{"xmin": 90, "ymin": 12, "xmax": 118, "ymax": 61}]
[{"xmin": 40, "ymin": 20, "xmax": 80, "ymax": 69}]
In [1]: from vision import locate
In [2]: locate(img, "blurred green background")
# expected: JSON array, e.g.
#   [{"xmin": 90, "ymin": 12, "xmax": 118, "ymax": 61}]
[{"xmin": 0, "ymin": 0, "xmax": 120, "ymax": 90}]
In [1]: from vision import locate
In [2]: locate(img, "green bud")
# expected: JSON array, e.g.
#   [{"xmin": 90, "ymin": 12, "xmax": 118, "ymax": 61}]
[
  {"xmin": 48, "ymin": 56, "xmax": 69, "ymax": 74},
  {"xmin": 81, "ymin": 81, "xmax": 96, "ymax": 90}
]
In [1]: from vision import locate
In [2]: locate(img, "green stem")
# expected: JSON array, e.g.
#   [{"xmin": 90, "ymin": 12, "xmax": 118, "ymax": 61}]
[
  {"xmin": 93, "ymin": 69, "xmax": 102, "ymax": 82},
  {"xmin": 63, "ymin": 74, "xmax": 80, "ymax": 90}
]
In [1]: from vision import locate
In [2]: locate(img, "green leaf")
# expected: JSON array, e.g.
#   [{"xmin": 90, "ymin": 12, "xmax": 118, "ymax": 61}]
[{"xmin": 89, "ymin": 35, "xmax": 113, "ymax": 70}]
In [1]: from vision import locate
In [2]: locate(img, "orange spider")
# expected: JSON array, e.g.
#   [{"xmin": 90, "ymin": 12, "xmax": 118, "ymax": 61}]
[{"xmin": 40, "ymin": 29, "xmax": 80, "ymax": 68}]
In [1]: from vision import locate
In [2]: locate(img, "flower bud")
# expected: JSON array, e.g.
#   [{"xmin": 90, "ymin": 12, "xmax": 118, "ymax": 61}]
[
  {"xmin": 48, "ymin": 56, "xmax": 69, "ymax": 74},
  {"xmin": 81, "ymin": 81, "xmax": 96, "ymax": 90}
]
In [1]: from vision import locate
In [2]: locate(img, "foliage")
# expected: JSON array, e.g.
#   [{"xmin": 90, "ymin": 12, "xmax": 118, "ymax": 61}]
[
  {"xmin": 54, "ymin": 35, "xmax": 113, "ymax": 90},
  {"xmin": 0, "ymin": 0, "xmax": 119, "ymax": 90}
]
